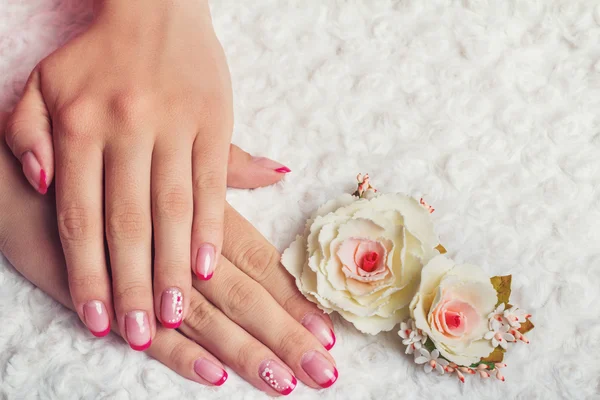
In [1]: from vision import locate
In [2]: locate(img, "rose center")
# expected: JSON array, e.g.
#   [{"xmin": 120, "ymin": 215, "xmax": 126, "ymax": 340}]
[
  {"xmin": 445, "ymin": 312, "xmax": 463, "ymax": 329},
  {"xmin": 360, "ymin": 251, "xmax": 379, "ymax": 272}
]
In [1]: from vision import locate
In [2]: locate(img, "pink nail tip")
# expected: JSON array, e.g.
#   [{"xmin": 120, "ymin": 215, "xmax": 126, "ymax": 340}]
[
  {"xmin": 197, "ymin": 272, "xmax": 214, "ymax": 281},
  {"xmin": 275, "ymin": 167, "xmax": 292, "ymax": 173},
  {"xmin": 130, "ymin": 339, "xmax": 152, "ymax": 351},
  {"xmin": 280, "ymin": 376, "xmax": 297, "ymax": 396},
  {"xmin": 39, "ymin": 169, "xmax": 48, "ymax": 194},
  {"xmin": 325, "ymin": 330, "xmax": 336, "ymax": 351},
  {"xmin": 300, "ymin": 351, "xmax": 338, "ymax": 389},
  {"xmin": 214, "ymin": 370, "xmax": 228, "ymax": 386},
  {"xmin": 320, "ymin": 368, "xmax": 338, "ymax": 389},
  {"xmin": 90, "ymin": 326, "xmax": 111, "ymax": 338},
  {"xmin": 195, "ymin": 244, "xmax": 216, "ymax": 280}
]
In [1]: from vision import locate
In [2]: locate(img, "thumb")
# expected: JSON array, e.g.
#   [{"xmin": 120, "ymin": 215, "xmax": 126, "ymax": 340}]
[
  {"xmin": 227, "ymin": 144, "xmax": 291, "ymax": 189},
  {"xmin": 5, "ymin": 68, "xmax": 53, "ymax": 194}
]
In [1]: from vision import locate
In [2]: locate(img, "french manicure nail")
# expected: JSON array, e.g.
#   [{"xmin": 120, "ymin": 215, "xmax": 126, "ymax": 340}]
[
  {"xmin": 195, "ymin": 243, "xmax": 216, "ymax": 280},
  {"xmin": 161, "ymin": 288, "xmax": 183, "ymax": 329},
  {"xmin": 194, "ymin": 358, "xmax": 228, "ymax": 386},
  {"xmin": 259, "ymin": 359, "xmax": 297, "ymax": 395},
  {"xmin": 21, "ymin": 151, "xmax": 47, "ymax": 194},
  {"xmin": 301, "ymin": 351, "xmax": 338, "ymax": 388},
  {"xmin": 83, "ymin": 300, "xmax": 110, "ymax": 337},
  {"xmin": 302, "ymin": 313, "xmax": 336, "ymax": 350},
  {"xmin": 251, "ymin": 156, "xmax": 291, "ymax": 173},
  {"xmin": 125, "ymin": 310, "xmax": 151, "ymax": 351}
]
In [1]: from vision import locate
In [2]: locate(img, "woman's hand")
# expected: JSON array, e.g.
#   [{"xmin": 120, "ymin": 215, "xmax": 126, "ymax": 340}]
[
  {"xmin": 3, "ymin": 1, "xmax": 291, "ymax": 349},
  {"xmin": 0, "ymin": 113, "xmax": 335, "ymax": 395}
]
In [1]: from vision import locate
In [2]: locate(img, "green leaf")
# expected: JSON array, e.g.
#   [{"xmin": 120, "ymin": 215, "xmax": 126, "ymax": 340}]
[
  {"xmin": 491, "ymin": 275, "xmax": 512, "ymax": 307},
  {"xmin": 519, "ymin": 318, "xmax": 535, "ymax": 334},
  {"xmin": 435, "ymin": 244, "xmax": 447, "ymax": 254},
  {"xmin": 470, "ymin": 361, "xmax": 496, "ymax": 370},
  {"xmin": 423, "ymin": 338, "xmax": 437, "ymax": 353},
  {"xmin": 480, "ymin": 346, "xmax": 505, "ymax": 363}
]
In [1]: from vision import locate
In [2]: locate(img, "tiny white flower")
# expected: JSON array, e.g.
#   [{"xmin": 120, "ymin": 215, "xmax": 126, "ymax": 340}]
[
  {"xmin": 487, "ymin": 303, "xmax": 507, "ymax": 331},
  {"xmin": 503, "ymin": 306, "xmax": 530, "ymax": 328},
  {"xmin": 414, "ymin": 348, "xmax": 449, "ymax": 374},
  {"xmin": 399, "ymin": 320, "xmax": 428, "ymax": 354},
  {"xmin": 484, "ymin": 323, "xmax": 516, "ymax": 350}
]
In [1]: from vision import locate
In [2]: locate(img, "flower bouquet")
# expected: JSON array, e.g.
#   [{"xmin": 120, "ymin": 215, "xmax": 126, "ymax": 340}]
[{"xmin": 282, "ymin": 174, "xmax": 533, "ymax": 382}]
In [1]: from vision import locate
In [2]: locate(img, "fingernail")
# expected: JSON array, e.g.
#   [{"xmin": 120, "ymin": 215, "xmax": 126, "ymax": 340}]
[
  {"xmin": 195, "ymin": 243, "xmax": 216, "ymax": 280},
  {"xmin": 259, "ymin": 359, "xmax": 297, "ymax": 396},
  {"xmin": 302, "ymin": 313, "xmax": 336, "ymax": 350},
  {"xmin": 21, "ymin": 151, "xmax": 48, "ymax": 194},
  {"xmin": 161, "ymin": 288, "xmax": 183, "ymax": 329},
  {"xmin": 194, "ymin": 358, "xmax": 228, "ymax": 386},
  {"xmin": 251, "ymin": 156, "xmax": 291, "ymax": 173},
  {"xmin": 301, "ymin": 351, "xmax": 338, "ymax": 388},
  {"xmin": 125, "ymin": 310, "xmax": 151, "ymax": 351},
  {"xmin": 83, "ymin": 300, "xmax": 110, "ymax": 337}
]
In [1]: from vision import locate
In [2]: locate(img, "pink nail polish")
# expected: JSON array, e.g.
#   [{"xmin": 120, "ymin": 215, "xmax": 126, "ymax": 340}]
[
  {"xmin": 125, "ymin": 310, "xmax": 151, "ymax": 351},
  {"xmin": 21, "ymin": 151, "xmax": 47, "ymax": 194},
  {"xmin": 161, "ymin": 288, "xmax": 183, "ymax": 329},
  {"xmin": 83, "ymin": 300, "xmax": 110, "ymax": 337},
  {"xmin": 195, "ymin": 243, "xmax": 216, "ymax": 280},
  {"xmin": 194, "ymin": 358, "xmax": 228, "ymax": 386},
  {"xmin": 259, "ymin": 360, "xmax": 297, "ymax": 395},
  {"xmin": 302, "ymin": 313, "xmax": 336, "ymax": 350},
  {"xmin": 301, "ymin": 351, "xmax": 338, "ymax": 388},
  {"xmin": 251, "ymin": 156, "xmax": 291, "ymax": 173}
]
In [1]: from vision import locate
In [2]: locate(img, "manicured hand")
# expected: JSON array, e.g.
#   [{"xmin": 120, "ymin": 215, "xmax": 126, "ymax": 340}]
[{"xmin": 3, "ymin": 1, "xmax": 295, "ymax": 349}]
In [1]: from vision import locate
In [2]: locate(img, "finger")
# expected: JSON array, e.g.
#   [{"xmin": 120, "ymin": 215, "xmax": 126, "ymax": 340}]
[
  {"xmin": 179, "ymin": 291, "xmax": 298, "ymax": 396},
  {"xmin": 190, "ymin": 130, "xmax": 229, "ymax": 281},
  {"xmin": 146, "ymin": 327, "xmax": 228, "ymax": 386},
  {"xmin": 5, "ymin": 68, "xmax": 54, "ymax": 194},
  {"xmin": 151, "ymin": 138, "xmax": 193, "ymax": 329},
  {"xmin": 194, "ymin": 258, "xmax": 339, "ymax": 389},
  {"xmin": 105, "ymin": 142, "xmax": 155, "ymax": 351},
  {"xmin": 53, "ymin": 130, "xmax": 112, "ymax": 337},
  {"xmin": 227, "ymin": 144, "xmax": 290, "ymax": 189},
  {"xmin": 223, "ymin": 203, "xmax": 336, "ymax": 349}
]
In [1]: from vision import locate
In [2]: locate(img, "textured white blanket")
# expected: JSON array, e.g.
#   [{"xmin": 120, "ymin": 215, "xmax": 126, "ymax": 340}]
[{"xmin": 1, "ymin": 1, "xmax": 600, "ymax": 399}]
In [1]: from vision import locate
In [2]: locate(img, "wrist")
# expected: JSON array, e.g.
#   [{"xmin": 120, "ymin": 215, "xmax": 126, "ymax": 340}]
[{"xmin": 92, "ymin": 0, "xmax": 212, "ymax": 33}]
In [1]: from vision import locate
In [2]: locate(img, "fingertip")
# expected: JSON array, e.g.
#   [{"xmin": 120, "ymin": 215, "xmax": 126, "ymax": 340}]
[{"xmin": 21, "ymin": 151, "xmax": 48, "ymax": 194}]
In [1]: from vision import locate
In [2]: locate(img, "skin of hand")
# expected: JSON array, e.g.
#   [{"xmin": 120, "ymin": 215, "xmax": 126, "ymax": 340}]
[
  {"xmin": 0, "ymin": 112, "xmax": 336, "ymax": 395},
  {"xmin": 3, "ymin": 0, "xmax": 296, "ymax": 350}
]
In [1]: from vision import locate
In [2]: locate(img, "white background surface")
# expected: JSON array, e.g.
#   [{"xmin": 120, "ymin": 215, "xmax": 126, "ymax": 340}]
[{"xmin": 1, "ymin": 1, "xmax": 600, "ymax": 399}]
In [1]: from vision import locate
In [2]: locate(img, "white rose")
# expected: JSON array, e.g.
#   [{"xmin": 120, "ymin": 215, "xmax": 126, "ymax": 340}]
[
  {"xmin": 409, "ymin": 255, "xmax": 497, "ymax": 366},
  {"xmin": 282, "ymin": 193, "xmax": 440, "ymax": 335}
]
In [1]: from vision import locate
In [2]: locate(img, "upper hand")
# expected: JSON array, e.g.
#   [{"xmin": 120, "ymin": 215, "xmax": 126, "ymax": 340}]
[{"xmin": 4, "ymin": 1, "xmax": 250, "ymax": 349}]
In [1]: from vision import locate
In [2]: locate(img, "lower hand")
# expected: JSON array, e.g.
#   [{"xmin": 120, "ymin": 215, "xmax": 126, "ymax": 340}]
[{"xmin": 0, "ymin": 114, "xmax": 337, "ymax": 395}]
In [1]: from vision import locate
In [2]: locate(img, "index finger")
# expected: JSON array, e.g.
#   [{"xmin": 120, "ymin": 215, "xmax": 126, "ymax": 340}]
[{"xmin": 222, "ymin": 203, "xmax": 336, "ymax": 350}]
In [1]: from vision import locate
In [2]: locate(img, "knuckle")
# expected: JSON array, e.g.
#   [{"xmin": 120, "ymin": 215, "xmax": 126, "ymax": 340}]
[
  {"xmin": 224, "ymin": 279, "xmax": 261, "ymax": 317},
  {"xmin": 57, "ymin": 205, "xmax": 94, "ymax": 244},
  {"xmin": 235, "ymin": 342, "xmax": 264, "ymax": 371},
  {"xmin": 237, "ymin": 242, "xmax": 280, "ymax": 283},
  {"xmin": 168, "ymin": 340, "xmax": 192, "ymax": 372},
  {"xmin": 279, "ymin": 288, "xmax": 307, "ymax": 314},
  {"xmin": 109, "ymin": 91, "xmax": 150, "ymax": 127},
  {"xmin": 154, "ymin": 184, "xmax": 191, "ymax": 221},
  {"xmin": 192, "ymin": 215, "xmax": 222, "ymax": 238},
  {"xmin": 55, "ymin": 99, "xmax": 96, "ymax": 140},
  {"xmin": 277, "ymin": 330, "xmax": 308, "ymax": 357},
  {"xmin": 107, "ymin": 203, "xmax": 147, "ymax": 242},
  {"xmin": 112, "ymin": 283, "xmax": 148, "ymax": 306},
  {"xmin": 185, "ymin": 296, "xmax": 217, "ymax": 333},
  {"xmin": 193, "ymin": 169, "xmax": 224, "ymax": 193},
  {"xmin": 68, "ymin": 273, "xmax": 107, "ymax": 297}
]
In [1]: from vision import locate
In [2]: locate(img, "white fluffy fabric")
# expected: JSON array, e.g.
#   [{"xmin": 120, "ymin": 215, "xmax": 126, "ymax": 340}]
[{"xmin": 1, "ymin": 1, "xmax": 600, "ymax": 398}]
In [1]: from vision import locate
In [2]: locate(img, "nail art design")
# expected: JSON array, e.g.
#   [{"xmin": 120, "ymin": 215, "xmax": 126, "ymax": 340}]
[
  {"xmin": 161, "ymin": 288, "xmax": 183, "ymax": 329},
  {"xmin": 259, "ymin": 360, "xmax": 297, "ymax": 395},
  {"xmin": 275, "ymin": 166, "xmax": 292, "ymax": 173}
]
